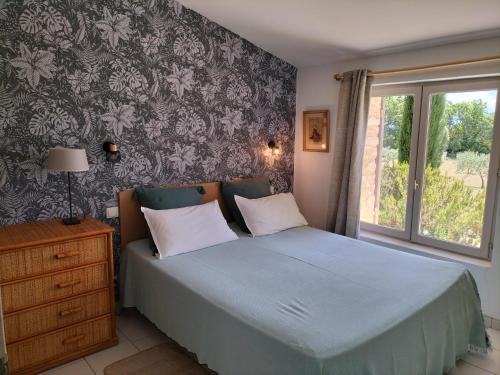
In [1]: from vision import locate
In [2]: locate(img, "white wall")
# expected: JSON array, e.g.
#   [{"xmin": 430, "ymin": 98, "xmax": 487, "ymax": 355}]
[
  {"xmin": 294, "ymin": 37, "xmax": 500, "ymax": 319},
  {"xmin": 294, "ymin": 60, "xmax": 361, "ymax": 228}
]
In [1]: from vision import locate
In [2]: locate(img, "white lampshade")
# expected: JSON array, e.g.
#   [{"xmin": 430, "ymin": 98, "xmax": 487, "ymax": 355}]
[{"xmin": 47, "ymin": 147, "xmax": 89, "ymax": 172}]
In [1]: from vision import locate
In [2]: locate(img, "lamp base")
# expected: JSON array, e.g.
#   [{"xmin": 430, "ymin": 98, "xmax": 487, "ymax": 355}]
[{"xmin": 63, "ymin": 217, "xmax": 81, "ymax": 225}]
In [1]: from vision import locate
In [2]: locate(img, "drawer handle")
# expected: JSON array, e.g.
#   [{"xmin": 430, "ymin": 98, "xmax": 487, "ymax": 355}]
[
  {"xmin": 55, "ymin": 251, "xmax": 80, "ymax": 259},
  {"xmin": 56, "ymin": 280, "xmax": 81, "ymax": 289},
  {"xmin": 62, "ymin": 334, "xmax": 85, "ymax": 345},
  {"xmin": 59, "ymin": 306, "xmax": 83, "ymax": 317}
]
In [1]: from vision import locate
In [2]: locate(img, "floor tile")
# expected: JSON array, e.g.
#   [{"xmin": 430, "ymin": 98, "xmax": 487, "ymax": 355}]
[
  {"xmin": 463, "ymin": 349, "xmax": 500, "ymax": 374},
  {"xmin": 117, "ymin": 309, "xmax": 162, "ymax": 342},
  {"xmin": 489, "ymin": 329, "xmax": 500, "ymax": 351},
  {"xmin": 133, "ymin": 329, "xmax": 169, "ymax": 351},
  {"xmin": 39, "ymin": 359, "xmax": 95, "ymax": 375},
  {"xmin": 85, "ymin": 332, "xmax": 138, "ymax": 375},
  {"xmin": 448, "ymin": 360, "xmax": 495, "ymax": 375}
]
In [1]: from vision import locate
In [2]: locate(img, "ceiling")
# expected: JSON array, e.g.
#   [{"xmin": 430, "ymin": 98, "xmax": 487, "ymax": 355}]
[{"xmin": 177, "ymin": 0, "xmax": 500, "ymax": 67}]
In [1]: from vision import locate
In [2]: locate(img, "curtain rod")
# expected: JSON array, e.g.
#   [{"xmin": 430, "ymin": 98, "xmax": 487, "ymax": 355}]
[{"xmin": 333, "ymin": 55, "xmax": 500, "ymax": 81}]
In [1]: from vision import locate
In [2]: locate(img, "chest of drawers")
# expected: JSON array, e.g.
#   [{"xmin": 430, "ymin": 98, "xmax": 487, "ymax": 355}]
[{"xmin": 0, "ymin": 218, "xmax": 118, "ymax": 374}]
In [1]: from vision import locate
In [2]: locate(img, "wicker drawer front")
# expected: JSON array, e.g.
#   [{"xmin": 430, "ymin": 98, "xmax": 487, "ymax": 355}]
[
  {"xmin": 4, "ymin": 289, "xmax": 110, "ymax": 344},
  {"xmin": 1, "ymin": 263, "xmax": 108, "ymax": 313},
  {"xmin": 0, "ymin": 235, "xmax": 107, "ymax": 283},
  {"xmin": 7, "ymin": 315, "xmax": 112, "ymax": 373}
]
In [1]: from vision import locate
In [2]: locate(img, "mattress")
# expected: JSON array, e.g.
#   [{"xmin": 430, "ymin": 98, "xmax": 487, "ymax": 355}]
[{"xmin": 120, "ymin": 225, "xmax": 489, "ymax": 375}]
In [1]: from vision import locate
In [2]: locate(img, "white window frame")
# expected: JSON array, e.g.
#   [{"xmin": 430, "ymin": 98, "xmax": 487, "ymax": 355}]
[
  {"xmin": 361, "ymin": 77, "xmax": 500, "ymax": 259},
  {"xmin": 361, "ymin": 84, "xmax": 422, "ymax": 241}
]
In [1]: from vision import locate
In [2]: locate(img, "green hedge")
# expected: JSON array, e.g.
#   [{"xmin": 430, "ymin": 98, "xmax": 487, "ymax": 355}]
[{"xmin": 378, "ymin": 162, "xmax": 485, "ymax": 247}]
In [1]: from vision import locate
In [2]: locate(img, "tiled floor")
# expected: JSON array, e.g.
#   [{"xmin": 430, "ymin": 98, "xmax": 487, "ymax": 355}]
[{"xmin": 41, "ymin": 309, "xmax": 500, "ymax": 375}]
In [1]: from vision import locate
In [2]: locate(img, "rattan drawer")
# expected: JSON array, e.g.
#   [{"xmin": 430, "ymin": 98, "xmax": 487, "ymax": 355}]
[
  {"xmin": 4, "ymin": 289, "xmax": 110, "ymax": 344},
  {"xmin": 1, "ymin": 263, "xmax": 108, "ymax": 313},
  {"xmin": 7, "ymin": 315, "xmax": 113, "ymax": 373},
  {"xmin": 0, "ymin": 235, "xmax": 107, "ymax": 283}
]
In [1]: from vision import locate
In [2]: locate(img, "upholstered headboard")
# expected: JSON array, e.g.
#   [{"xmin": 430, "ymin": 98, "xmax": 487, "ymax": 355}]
[{"xmin": 118, "ymin": 177, "xmax": 261, "ymax": 250}]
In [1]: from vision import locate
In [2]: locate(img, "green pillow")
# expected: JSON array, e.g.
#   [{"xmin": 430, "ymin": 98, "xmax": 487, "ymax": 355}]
[
  {"xmin": 134, "ymin": 186, "xmax": 204, "ymax": 210},
  {"xmin": 221, "ymin": 177, "xmax": 271, "ymax": 233},
  {"xmin": 134, "ymin": 186, "xmax": 205, "ymax": 253}
]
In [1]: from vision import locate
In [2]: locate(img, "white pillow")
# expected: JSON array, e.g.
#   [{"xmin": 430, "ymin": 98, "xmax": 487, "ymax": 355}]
[
  {"xmin": 141, "ymin": 200, "xmax": 238, "ymax": 259},
  {"xmin": 234, "ymin": 193, "xmax": 308, "ymax": 236}
]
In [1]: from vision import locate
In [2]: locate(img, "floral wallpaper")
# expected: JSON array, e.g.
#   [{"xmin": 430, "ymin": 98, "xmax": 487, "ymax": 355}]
[{"xmin": 0, "ymin": 0, "xmax": 297, "ymax": 254}]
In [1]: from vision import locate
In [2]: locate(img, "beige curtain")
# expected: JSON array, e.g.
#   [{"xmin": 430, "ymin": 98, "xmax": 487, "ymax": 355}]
[{"xmin": 327, "ymin": 69, "xmax": 372, "ymax": 238}]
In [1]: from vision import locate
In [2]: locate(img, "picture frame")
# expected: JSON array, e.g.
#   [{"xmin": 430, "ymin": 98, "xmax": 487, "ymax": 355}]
[{"xmin": 303, "ymin": 110, "xmax": 329, "ymax": 152}]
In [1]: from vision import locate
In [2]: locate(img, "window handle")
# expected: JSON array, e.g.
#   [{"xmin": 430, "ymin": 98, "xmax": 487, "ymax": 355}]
[{"xmin": 414, "ymin": 180, "xmax": 420, "ymax": 190}]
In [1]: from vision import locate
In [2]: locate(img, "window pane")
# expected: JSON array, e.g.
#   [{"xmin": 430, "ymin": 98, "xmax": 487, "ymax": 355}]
[
  {"xmin": 360, "ymin": 95, "xmax": 414, "ymax": 230},
  {"xmin": 419, "ymin": 89, "xmax": 498, "ymax": 248}
]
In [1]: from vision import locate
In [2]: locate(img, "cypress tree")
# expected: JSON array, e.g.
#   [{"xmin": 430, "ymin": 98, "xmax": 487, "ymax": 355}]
[
  {"xmin": 397, "ymin": 94, "xmax": 449, "ymax": 168},
  {"xmin": 426, "ymin": 94, "xmax": 449, "ymax": 168},
  {"xmin": 397, "ymin": 96, "xmax": 413, "ymax": 163}
]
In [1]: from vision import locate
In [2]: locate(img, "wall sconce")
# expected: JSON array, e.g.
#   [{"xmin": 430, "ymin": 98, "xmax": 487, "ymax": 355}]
[
  {"xmin": 268, "ymin": 140, "xmax": 280, "ymax": 156},
  {"xmin": 103, "ymin": 142, "xmax": 121, "ymax": 163}
]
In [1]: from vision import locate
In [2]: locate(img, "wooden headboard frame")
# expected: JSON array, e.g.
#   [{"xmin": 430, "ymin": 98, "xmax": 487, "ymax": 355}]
[{"xmin": 118, "ymin": 178, "xmax": 260, "ymax": 250}]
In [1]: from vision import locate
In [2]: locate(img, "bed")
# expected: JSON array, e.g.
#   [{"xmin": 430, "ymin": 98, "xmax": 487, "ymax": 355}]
[{"xmin": 119, "ymin": 182, "xmax": 489, "ymax": 375}]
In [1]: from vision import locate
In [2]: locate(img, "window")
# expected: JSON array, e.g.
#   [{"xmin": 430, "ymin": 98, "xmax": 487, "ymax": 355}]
[{"xmin": 360, "ymin": 78, "xmax": 500, "ymax": 259}]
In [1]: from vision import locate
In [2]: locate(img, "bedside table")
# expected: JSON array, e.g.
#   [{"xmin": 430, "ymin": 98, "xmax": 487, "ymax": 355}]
[{"xmin": 0, "ymin": 217, "xmax": 118, "ymax": 375}]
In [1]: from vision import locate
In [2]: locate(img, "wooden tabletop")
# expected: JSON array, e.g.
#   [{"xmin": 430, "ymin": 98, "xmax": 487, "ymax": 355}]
[{"xmin": 0, "ymin": 217, "xmax": 113, "ymax": 251}]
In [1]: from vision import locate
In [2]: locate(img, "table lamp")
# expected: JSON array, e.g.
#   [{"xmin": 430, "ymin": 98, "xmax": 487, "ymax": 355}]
[{"xmin": 47, "ymin": 147, "xmax": 89, "ymax": 225}]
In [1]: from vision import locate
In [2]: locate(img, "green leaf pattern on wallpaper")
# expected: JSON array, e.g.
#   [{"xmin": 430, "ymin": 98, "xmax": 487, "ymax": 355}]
[{"xmin": 0, "ymin": 0, "xmax": 297, "ymax": 238}]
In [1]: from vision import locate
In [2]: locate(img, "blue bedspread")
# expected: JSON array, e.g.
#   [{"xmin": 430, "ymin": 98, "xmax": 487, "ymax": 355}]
[{"xmin": 121, "ymin": 225, "xmax": 489, "ymax": 375}]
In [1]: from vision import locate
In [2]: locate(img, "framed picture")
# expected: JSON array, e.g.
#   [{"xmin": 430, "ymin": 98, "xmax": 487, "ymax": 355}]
[{"xmin": 303, "ymin": 110, "xmax": 329, "ymax": 152}]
